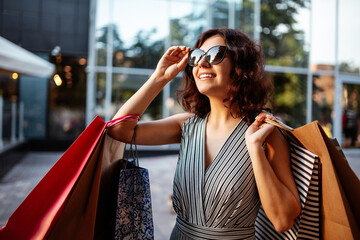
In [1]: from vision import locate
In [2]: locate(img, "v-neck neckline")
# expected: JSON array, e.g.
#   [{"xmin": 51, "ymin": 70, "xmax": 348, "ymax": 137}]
[{"xmin": 202, "ymin": 115, "xmax": 245, "ymax": 174}]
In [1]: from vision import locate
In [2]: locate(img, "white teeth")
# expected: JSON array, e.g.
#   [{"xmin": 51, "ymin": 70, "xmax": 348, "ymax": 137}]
[{"xmin": 199, "ymin": 74, "xmax": 214, "ymax": 79}]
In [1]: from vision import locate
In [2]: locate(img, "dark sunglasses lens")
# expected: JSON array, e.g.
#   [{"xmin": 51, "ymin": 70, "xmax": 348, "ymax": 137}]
[
  {"xmin": 207, "ymin": 46, "xmax": 226, "ymax": 65},
  {"xmin": 188, "ymin": 49, "xmax": 204, "ymax": 66}
]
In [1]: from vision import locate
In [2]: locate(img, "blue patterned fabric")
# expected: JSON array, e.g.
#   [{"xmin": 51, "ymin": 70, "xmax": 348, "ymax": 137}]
[{"xmin": 114, "ymin": 162, "xmax": 154, "ymax": 240}]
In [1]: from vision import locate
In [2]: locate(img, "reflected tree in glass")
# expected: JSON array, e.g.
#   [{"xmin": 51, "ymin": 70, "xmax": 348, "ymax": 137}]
[
  {"xmin": 125, "ymin": 29, "xmax": 165, "ymax": 69},
  {"xmin": 236, "ymin": 0, "xmax": 255, "ymax": 36},
  {"xmin": 339, "ymin": 62, "xmax": 360, "ymax": 74},
  {"xmin": 261, "ymin": 0, "xmax": 309, "ymax": 67},
  {"xmin": 96, "ymin": 23, "xmax": 124, "ymax": 66},
  {"xmin": 312, "ymin": 74, "xmax": 334, "ymax": 137},
  {"xmin": 268, "ymin": 72, "xmax": 307, "ymax": 127},
  {"xmin": 212, "ymin": 0, "xmax": 229, "ymax": 28},
  {"xmin": 170, "ymin": 13, "xmax": 205, "ymax": 47}
]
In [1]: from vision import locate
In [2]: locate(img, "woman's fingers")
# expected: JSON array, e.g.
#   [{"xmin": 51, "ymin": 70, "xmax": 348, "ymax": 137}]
[
  {"xmin": 153, "ymin": 46, "xmax": 190, "ymax": 82},
  {"xmin": 167, "ymin": 46, "xmax": 190, "ymax": 58},
  {"xmin": 249, "ymin": 112, "xmax": 276, "ymax": 138},
  {"xmin": 177, "ymin": 52, "xmax": 189, "ymax": 70}
]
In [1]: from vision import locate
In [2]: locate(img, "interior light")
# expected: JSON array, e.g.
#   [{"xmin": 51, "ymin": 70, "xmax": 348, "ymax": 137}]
[
  {"xmin": 64, "ymin": 65, "xmax": 71, "ymax": 72},
  {"xmin": 79, "ymin": 58, "xmax": 86, "ymax": 65},
  {"xmin": 12, "ymin": 73, "xmax": 18, "ymax": 79},
  {"xmin": 53, "ymin": 74, "xmax": 63, "ymax": 86}
]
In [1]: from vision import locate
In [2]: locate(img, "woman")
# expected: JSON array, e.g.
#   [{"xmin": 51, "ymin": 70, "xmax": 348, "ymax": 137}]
[{"xmin": 109, "ymin": 28, "xmax": 301, "ymax": 239}]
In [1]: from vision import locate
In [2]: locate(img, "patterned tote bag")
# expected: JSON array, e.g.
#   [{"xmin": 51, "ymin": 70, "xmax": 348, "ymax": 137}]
[
  {"xmin": 113, "ymin": 127, "xmax": 154, "ymax": 240},
  {"xmin": 255, "ymin": 119, "xmax": 320, "ymax": 240}
]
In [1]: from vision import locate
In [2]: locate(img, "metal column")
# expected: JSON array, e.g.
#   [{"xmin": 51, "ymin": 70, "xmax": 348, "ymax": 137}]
[
  {"xmin": 333, "ymin": 0, "xmax": 342, "ymax": 142},
  {"xmin": 86, "ymin": 0, "xmax": 98, "ymax": 126}
]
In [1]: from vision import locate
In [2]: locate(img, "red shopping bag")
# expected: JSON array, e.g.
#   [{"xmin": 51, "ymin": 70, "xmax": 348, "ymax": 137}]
[
  {"xmin": 0, "ymin": 116, "xmax": 106, "ymax": 239},
  {"xmin": 0, "ymin": 114, "xmax": 139, "ymax": 240}
]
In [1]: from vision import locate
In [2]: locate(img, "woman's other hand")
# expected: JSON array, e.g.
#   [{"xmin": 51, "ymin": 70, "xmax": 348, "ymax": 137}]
[
  {"xmin": 245, "ymin": 112, "xmax": 276, "ymax": 148},
  {"xmin": 245, "ymin": 112, "xmax": 300, "ymax": 232},
  {"xmin": 152, "ymin": 46, "xmax": 190, "ymax": 83}
]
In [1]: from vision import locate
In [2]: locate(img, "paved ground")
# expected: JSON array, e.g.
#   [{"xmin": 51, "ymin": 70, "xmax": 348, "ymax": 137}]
[
  {"xmin": 0, "ymin": 152, "xmax": 178, "ymax": 239},
  {"xmin": 0, "ymin": 150, "xmax": 359, "ymax": 239}
]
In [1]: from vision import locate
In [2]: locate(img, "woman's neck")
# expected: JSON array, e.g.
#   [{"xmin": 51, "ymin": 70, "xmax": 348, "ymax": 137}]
[{"xmin": 207, "ymin": 98, "xmax": 241, "ymax": 126}]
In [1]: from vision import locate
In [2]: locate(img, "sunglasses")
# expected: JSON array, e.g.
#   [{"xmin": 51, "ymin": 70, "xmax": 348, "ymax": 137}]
[{"xmin": 187, "ymin": 45, "xmax": 228, "ymax": 67}]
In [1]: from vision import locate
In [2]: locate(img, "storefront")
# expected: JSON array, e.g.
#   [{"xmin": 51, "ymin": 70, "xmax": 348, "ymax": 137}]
[
  {"xmin": 86, "ymin": 0, "xmax": 360, "ymax": 148},
  {"xmin": 0, "ymin": 36, "xmax": 54, "ymax": 147}
]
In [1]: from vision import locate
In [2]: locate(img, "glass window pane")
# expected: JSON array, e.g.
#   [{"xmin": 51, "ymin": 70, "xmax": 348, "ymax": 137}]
[
  {"xmin": 169, "ymin": 1, "xmax": 207, "ymax": 47},
  {"xmin": 112, "ymin": 74, "xmax": 162, "ymax": 120},
  {"xmin": 261, "ymin": 0, "xmax": 310, "ymax": 67},
  {"xmin": 111, "ymin": 0, "xmax": 168, "ymax": 69},
  {"xmin": 342, "ymin": 84, "xmax": 360, "ymax": 148},
  {"xmin": 95, "ymin": 0, "xmax": 111, "ymax": 28},
  {"xmin": 95, "ymin": 0, "xmax": 111, "ymax": 66},
  {"xmin": 48, "ymin": 56, "xmax": 87, "ymax": 139},
  {"xmin": 236, "ymin": 0, "xmax": 255, "ymax": 37},
  {"xmin": 312, "ymin": 74, "xmax": 334, "ymax": 138},
  {"xmin": 95, "ymin": 72, "xmax": 106, "ymax": 119},
  {"xmin": 339, "ymin": 0, "xmax": 360, "ymax": 73},
  {"xmin": 112, "ymin": 36, "xmax": 165, "ymax": 69},
  {"xmin": 311, "ymin": 0, "xmax": 336, "ymax": 68},
  {"xmin": 170, "ymin": 76, "xmax": 186, "ymax": 115},
  {"xmin": 2, "ymin": 100, "xmax": 14, "ymax": 141},
  {"xmin": 268, "ymin": 72, "xmax": 307, "ymax": 127},
  {"xmin": 20, "ymin": 76, "xmax": 47, "ymax": 138},
  {"xmin": 212, "ymin": 0, "xmax": 229, "ymax": 28}
]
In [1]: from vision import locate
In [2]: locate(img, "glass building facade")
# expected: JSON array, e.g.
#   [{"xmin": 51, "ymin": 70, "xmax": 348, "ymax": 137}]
[{"xmin": 86, "ymin": 0, "xmax": 360, "ymax": 148}]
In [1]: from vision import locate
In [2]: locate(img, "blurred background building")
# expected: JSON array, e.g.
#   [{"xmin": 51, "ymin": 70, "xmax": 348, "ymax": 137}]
[{"xmin": 0, "ymin": 0, "xmax": 359, "ymax": 153}]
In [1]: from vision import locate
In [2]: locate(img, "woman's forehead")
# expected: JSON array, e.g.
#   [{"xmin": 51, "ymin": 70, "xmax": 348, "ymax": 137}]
[{"xmin": 199, "ymin": 35, "xmax": 226, "ymax": 51}]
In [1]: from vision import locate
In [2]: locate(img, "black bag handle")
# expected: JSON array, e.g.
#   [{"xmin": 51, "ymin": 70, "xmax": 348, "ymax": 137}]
[{"xmin": 124, "ymin": 125, "xmax": 139, "ymax": 167}]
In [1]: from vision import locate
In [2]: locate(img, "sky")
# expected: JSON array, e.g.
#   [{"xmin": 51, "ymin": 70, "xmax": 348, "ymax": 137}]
[{"xmin": 96, "ymin": 0, "xmax": 360, "ymax": 68}]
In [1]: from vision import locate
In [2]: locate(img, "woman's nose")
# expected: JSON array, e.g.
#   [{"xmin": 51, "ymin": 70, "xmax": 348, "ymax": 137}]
[{"xmin": 197, "ymin": 55, "xmax": 211, "ymax": 68}]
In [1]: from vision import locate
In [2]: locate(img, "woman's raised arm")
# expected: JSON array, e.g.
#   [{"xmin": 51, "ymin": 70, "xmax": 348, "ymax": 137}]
[{"xmin": 108, "ymin": 46, "xmax": 191, "ymax": 144}]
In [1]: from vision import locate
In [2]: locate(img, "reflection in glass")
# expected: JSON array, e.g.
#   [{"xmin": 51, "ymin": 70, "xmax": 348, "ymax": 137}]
[
  {"xmin": 268, "ymin": 72, "xmax": 307, "ymax": 127},
  {"xmin": 236, "ymin": 0, "xmax": 255, "ymax": 37},
  {"xmin": 311, "ymin": 0, "xmax": 336, "ymax": 67},
  {"xmin": 312, "ymin": 73, "xmax": 334, "ymax": 138},
  {"xmin": 112, "ymin": 74, "xmax": 162, "ymax": 120},
  {"xmin": 261, "ymin": 0, "xmax": 309, "ymax": 67},
  {"xmin": 2, "ymin": 101, "xmax": 15, "ymax": 141},
  {"xmin": 111, "ymin": 0, "xmax": 168, "ymax": 69},
  {"xmin": 95, "ymin": 72, "xmax": 106, "ymax": 119},
  {"xmin": 95, "ymin": 0, "xmax": 112, "ymax": 67},
  {"xmin": 169, "ymin": 1, "xmax": 207, "ymax": 48},
  {"xmin": 338, "ymin": 0, "xmax": 360, "ymax": 73},
  {"xmin": 342, "ymin": 84, "xmax": 360, "ymax": 148},
  {"xmin": 48, "ymin": 56, "xmax": 87, "ymax": 139},
  {"xmin": 212, "ymin": 0, "xmax": 229, "ymax": 28},
  {"xmin": 170, "ymin": 77, "xmax": 186, "ymax": 115},
  {"xmin": 118, "ymin": 31, "xmax": 164, "ymax": 69}
]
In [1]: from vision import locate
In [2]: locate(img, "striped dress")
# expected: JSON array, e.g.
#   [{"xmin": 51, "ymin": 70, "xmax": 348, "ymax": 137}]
[{"xmin": 170, "ymin": 115, "xmax": 260, "ymax": 239}]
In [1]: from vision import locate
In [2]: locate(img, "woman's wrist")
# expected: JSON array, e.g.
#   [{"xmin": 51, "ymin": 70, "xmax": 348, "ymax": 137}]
[
  {"xmin": 246, "ymin": 140, "xmax": 264, "ymax": 154},
  {"xmin": 149, "ymin": 71, "xmax": 168, "ymax": 85}
]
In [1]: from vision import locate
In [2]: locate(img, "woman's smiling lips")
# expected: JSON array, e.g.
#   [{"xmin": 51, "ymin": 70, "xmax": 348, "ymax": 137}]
[{"xmin": 198, "ymin": 73, "xmax": 216, "ymax": 80}]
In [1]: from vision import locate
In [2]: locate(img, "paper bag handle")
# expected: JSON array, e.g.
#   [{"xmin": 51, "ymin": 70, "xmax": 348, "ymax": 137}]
[
  {"xmin": 264, "ymin": 118, "xmax": 294, "ymax": 131},
  {"xmin": 106, "ymin": 114, "xmax": 140, "ymax": 128}
]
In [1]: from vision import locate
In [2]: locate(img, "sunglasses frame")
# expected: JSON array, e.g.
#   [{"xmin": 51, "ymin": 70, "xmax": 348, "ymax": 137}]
[{"xmin": 187, "ymin": 45, "xmax": 228, "ymax": 67}]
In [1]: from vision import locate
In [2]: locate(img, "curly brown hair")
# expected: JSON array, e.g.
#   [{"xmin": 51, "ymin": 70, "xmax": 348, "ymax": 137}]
[{"xmin": 177, "ymin": 28, "xmax": 273, "ymax": 123}]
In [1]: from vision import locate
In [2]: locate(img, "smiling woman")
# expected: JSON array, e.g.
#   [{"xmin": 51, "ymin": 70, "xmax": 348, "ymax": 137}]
[
  {"xmin": 108, "ymin": 28, "xmax": 301, "ymax": 239},
  {"xmin": 180, "ymin": 29, "xmax": 272, "ymax": 122}
]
